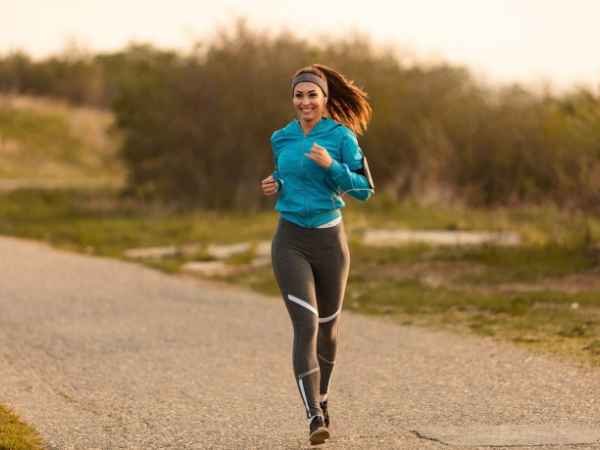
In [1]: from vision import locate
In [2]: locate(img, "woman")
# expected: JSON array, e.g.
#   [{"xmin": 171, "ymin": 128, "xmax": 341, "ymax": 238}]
[{"xmin": 261, "ymin": 64, "xmax": 374, "ymax": 445}]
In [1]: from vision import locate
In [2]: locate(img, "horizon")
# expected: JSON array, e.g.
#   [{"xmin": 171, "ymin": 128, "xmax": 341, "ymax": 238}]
[{"xmin": 2, "ymin": 0, "xmax": 600, "ymax": 92}]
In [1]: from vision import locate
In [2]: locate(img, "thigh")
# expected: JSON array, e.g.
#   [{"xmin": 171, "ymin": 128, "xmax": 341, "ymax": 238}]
[
  {"xmin": 312, "ymin": 228, "xmax": 350, "ymax": 318},
  {"xmin": 272, "ymin": 232, "xmax": 319, "ymax": 321}
]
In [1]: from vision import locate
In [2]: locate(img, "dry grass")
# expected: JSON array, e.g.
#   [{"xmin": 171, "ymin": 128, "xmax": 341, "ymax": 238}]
[
  {"xmin": 0, "ymin": 405, "xmax": 45, "ymax": 450},
  {"xmin": 0, "ymin": 94, "xmax": 124, "ymax": 188}
]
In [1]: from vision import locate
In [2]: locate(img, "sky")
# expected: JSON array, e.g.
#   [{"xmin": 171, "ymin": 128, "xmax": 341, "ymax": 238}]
[{"xmin": 2, "ymin": 0, "xmax": 600, "ymax": 91}]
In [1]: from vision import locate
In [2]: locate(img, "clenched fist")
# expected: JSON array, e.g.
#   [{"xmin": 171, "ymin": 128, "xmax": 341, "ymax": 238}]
[
  {"xmin": 305, "ymin": 142, "xmax": 333, "ymax": 169},
  {"xmin": 261, "ymin": 174, "xmax": 278, "ymax": 196}
]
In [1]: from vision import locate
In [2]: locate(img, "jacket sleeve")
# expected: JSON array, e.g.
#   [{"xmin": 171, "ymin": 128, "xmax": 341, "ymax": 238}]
[
  {"xmin": 271, "ymin": 133, "xmax": 283, "ymax": 193},
  {"xmin": 326, "ymin": 131, "xmax": 374, "ymax": 201}
]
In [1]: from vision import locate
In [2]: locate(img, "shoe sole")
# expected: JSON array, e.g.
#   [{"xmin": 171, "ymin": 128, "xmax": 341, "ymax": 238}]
[{"xmin": 310, "ymin": 427, "xmax": 330, "ymax": 445}]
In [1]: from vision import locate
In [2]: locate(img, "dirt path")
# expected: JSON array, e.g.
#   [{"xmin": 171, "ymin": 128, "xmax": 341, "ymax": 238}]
[{"xmin": 1, "ymin": 236, "xmax": 599, "ymax": 450}]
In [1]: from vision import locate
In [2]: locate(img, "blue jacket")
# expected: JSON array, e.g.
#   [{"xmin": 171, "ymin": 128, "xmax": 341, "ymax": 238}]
[{"xmin": 270, "ymin": 117, "xmax": 374, "ymax": 228}]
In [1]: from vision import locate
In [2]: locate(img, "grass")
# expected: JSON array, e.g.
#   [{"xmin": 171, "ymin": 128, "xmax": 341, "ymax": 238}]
[
  {"xmin": 230, "ymin": 262, "xmax": 600, "ymax": 366},
  {"xmin": 2, "ymin": 188, "xmax": 600, "ymax": 367},
  {"xmin": 0, "ymin": 94, "xmax": 123, "ymax": 186},
  {"xmin": 348, "ymin": 239, "xmax": 600, "ymax": 285},
  {"xmin": 229, "ymin": 198, "xmax": 600, "ymax": 366},
  {"xmin": 0, "ymin": 405, "xmax": 45, "ymax": 450},
  {"xmin": 347, "ymin": 192, "xmax": 600, "ymax": 247},
  {"xmin": 0, "ymin": 188, "xmax": 277, "ymax": 257},
  {"xmin": 439, "ymin": 244, "xmax": 598, "ymax": 284}
]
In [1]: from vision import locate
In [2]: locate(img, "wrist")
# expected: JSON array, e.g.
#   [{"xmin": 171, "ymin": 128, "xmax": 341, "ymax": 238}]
[{"xmin": 327, "ymin": 159, "xmax": 344, "ymax": 177}]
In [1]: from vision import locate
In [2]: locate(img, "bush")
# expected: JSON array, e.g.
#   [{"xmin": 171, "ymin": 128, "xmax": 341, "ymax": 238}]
[{"xmin": 2, "ymin": 21, "xmax": 600, "ymax": 212}]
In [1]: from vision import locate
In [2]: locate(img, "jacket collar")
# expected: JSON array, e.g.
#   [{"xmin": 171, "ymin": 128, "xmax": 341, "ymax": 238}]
[{"xmin": 291, "ymin": 117, "xmax": 339, "ymax": 137}]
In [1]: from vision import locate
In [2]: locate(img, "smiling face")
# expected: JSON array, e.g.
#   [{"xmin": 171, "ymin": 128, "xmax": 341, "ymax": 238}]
[{"xmin": 293, "ymin": 81, "xmax": 327, "ymax": 123}]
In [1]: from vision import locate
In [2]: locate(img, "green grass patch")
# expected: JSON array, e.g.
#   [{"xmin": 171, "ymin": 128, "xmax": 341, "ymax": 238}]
[
  {"xmin": 0, "ymin": 188, "xmax": 277, "ymax": 259},
  {"xmin": 0, "ymin": 405, "xmax": 45, "ymax": 450},
  {"xmin": 427, "ymin": 244, "xmax": 597, "ymax": 284},
  {"xmin": 346, "ymin": 193, "xmax": 600, "ymax": 247},
  {"xmin": 348, "ymin": 240, "xmax": 599, "ymax": 285}
]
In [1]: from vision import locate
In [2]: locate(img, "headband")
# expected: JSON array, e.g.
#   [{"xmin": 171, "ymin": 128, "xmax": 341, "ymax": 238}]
[{"xmin": 291, "ymin": 73, "xmax": 328, "ymax": 97}]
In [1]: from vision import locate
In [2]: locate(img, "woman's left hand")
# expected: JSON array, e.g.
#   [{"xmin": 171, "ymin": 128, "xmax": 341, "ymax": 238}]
[{"xmin": 305, "ymin": 142, "xmax": 333, "ymax": 169}]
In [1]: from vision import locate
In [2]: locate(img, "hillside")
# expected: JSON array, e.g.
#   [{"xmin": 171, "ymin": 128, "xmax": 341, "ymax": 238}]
[{"xmin": 0, "ymin": 95, "xmax": 124, "ymax": 189}]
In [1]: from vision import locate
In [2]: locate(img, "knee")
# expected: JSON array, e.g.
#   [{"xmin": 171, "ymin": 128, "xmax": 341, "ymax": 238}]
[
  {"xmin": 318, "ymin": 321, "xmax": 338, "ymax": 343},
  {"xmin": 294, "ymin": 319, "xmax": 319, "ymax": 341}
]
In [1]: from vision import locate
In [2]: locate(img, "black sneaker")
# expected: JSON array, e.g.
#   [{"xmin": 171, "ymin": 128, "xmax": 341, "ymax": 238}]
[
  {"xmin": 309, "ymin": 415, "xmax": 330, "ymax": 445},
  {"xmin": 320, "ymin": 400, "xmax": 330, "ymax": 428}
]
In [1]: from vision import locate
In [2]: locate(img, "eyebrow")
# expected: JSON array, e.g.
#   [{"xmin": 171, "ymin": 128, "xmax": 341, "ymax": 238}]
[{"xmin": 294, "ymin": 89, "xmax": 318, "ymax": 94}]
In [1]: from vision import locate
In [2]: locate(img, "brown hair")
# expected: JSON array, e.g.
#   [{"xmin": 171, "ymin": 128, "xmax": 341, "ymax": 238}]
[{"xmin": 292, "ymin": 64, "xmax": 372, "ymax": 136}]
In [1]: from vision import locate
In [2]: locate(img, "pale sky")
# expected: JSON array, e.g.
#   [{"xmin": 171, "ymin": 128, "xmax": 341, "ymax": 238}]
[{"xmin": 2, "ymin": 0, "xmax": 600, "ymax": 90}]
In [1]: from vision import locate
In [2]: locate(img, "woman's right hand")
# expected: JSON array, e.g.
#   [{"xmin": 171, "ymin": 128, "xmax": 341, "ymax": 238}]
[{"xmin": 261, "ymin": 175, "xmax": 278, "ymax": 196}]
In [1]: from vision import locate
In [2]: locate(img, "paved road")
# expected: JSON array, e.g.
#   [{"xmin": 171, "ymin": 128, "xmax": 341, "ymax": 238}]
[{"xmin": 1, "ymin": 236, "xmax": 600, "ymax": 450}]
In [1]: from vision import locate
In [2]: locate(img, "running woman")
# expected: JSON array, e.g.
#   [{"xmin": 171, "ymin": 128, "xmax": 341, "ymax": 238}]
[{"xmin": 260, "ymin": 64, "xmax": 374, "ymax": 445}]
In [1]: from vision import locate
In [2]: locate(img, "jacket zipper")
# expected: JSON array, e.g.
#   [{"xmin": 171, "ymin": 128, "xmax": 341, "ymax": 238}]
[{"xmin": 302, "ymin": 132, "xmax": 308, "ymax": 217}]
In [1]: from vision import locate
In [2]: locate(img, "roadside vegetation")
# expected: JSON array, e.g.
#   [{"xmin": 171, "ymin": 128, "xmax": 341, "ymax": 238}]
[
  {"xmin": 2, "ymin": 21, "xmax": 600, "ymax": 212},
  {"xmin": 1, "ymin": 187, "xmax": 599, "ymax": 367},
  {"xmin": 0, "ymin": 94, "xmax": 124, "ymax": 189},
  {"xmin": 0, "ymin": 405, "xmax": 45, "ymax": 450}
]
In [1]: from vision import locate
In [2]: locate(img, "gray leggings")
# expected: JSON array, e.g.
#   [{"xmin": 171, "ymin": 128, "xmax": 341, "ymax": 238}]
[{"xmin": 271, "ymin": 218, "xmax": 350, "ymax": 419}]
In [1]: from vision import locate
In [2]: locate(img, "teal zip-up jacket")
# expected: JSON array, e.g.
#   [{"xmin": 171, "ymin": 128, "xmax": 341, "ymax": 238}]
[{"xmin": 270, "ymin": 117, "xmax": 374, "ymax": 228}]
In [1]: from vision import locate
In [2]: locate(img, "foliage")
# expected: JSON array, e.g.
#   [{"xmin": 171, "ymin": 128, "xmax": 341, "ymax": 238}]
[{"xmin": 2, "ymin": 21, "xmax": 600, "ymax": 211}]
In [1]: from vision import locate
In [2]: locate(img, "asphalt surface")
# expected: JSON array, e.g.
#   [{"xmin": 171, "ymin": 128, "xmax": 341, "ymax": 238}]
[{"xmin": 1, "ymin": 235, "xmax": 600, "ymax": 450}]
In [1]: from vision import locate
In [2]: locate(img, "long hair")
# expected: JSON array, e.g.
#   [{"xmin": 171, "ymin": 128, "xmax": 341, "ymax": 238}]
[{"xmin": 292, "ymin": 64, "xmax": 372, "ymax": 136}]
